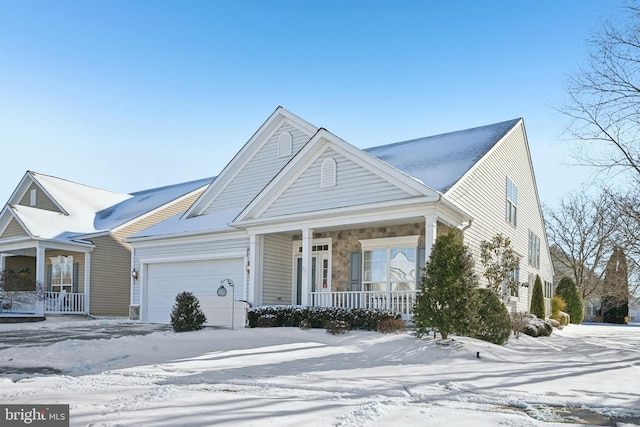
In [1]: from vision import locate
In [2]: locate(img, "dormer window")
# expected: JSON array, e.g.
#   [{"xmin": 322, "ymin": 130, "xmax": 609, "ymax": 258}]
[
  {"xmin": 30, "ymin": 189, "xmax": 36, "ymax": 206},
  {"xmin": 278, "ymin": 132, "xmax": 292, "ymax": 158}
]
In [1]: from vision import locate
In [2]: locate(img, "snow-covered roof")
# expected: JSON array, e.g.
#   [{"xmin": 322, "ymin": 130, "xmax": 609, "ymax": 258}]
[
  {"xmin": 126, "ymin": 117, "xmax": 520, "ymax": 241},
  {"xmin": 9, "ymin": 173, "xmax": 213, "ymax": 244},
  {"xmin": 365, "ymin": 118, "xmax": 521, "ymax": 193}
]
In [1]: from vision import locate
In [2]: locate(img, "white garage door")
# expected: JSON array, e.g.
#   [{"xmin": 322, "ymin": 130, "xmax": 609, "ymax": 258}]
[{"xmin": 144, "ymin": 258, "xmax": 244, "ymax": 323}]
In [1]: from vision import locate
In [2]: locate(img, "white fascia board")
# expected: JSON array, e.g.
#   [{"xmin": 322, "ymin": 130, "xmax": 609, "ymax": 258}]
[
  {"xmin": 128, "ymin": 229, "xmax": 248, "ymax": 248},
  {"xmin": 140, "ymin": 249, "xmax": 246, "ymax": 265},
  {"xmin": 241, "ymin": 198, "xmax": 442, "ymax": 234},
  {"xmin": 183, "ymin": 108, "xmax": 318, "ymax": 219}
]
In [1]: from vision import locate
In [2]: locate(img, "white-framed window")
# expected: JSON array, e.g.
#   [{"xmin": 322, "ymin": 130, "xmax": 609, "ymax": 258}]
[
  {"xmin": 544, "ymin": 280, "xmax": 553, "ymax": 299},
  {"xmin": 321, "ymin": 158, "xmax": 337, "ymax": 188},
  {"xmin": 528, "ymin": 230, "xmax": 540, "ymax": 268},
  {"xmin": 50, "ymin": 255, "xmax": 74, "ymax": 293},
  {"xmin": 30, "ymin": 189, "xmax": 37, "ymax": 206},
  {"xmin": 506, "ymin": 176, "xmax": 518, "ymax": 225},
  {"xmin": 509, "ymin": 268, "xmax": 520, "ymax": 298},
  {"xmin": 277, "ymin": 131, "xmax": 292, "ymax": 158},
  {"xmin": 360, "ymin": 236, "xmax": 419, "ymax": 291}
]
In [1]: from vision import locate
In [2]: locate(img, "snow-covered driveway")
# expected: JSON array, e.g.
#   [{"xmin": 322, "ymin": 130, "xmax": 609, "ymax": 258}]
[{"xmin": 0, "ymin": 318, "xmax": 639, "ymax": 426}]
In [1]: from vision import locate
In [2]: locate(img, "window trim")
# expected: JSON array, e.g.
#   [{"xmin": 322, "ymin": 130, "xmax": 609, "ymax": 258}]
[
  {"xmin": 360, "ymin": 235, "xmax": 420, "ymax": 291},
  {"xmin": 506, "ymin": 176, "xmax": 518, "ymax": 226},
  {"xmin": 277, "ymin": 131, "xmax": 292, "ymax": 158}
]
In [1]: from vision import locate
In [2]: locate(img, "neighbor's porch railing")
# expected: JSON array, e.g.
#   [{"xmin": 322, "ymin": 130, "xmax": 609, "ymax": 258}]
[
  {"xmin": 44, "ymin": 291, "xmax": 86, "ymax": 314},
  {"xmin": 309, "ymin": 290, "xmax": 418, "ymax": 319}
]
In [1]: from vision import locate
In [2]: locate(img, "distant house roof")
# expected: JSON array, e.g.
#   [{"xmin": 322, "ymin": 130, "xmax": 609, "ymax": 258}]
[
  {"xmin": 9, "ymin": 172, "xmax": 214, "ymax": 244},
  {"xmin": 365, "ymin": 118, "xmax": 521, "ymax": 192}
]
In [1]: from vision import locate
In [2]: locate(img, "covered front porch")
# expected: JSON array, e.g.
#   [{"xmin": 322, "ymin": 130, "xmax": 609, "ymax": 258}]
[
  {"xmin": 242, "ymin": 201, "xmax": 471, "ymax": 319},
  {"xmin": 0, "ymin": 241, "xmax": 91, "ymax": 316}
]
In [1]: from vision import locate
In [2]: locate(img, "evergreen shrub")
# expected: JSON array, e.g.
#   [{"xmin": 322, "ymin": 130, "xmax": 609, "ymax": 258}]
[
  {"xmin": 530, "ymin": 275, "xmax": 546, "ymax": 319},
  {"xmin": 471, "ymin": 288, "xmax": 512, "ymax": 345},
  {"xmin": 413, "ymin": 230, "xmax": 478, "ymax": 339},
  {"xmin": 170, "ymin": 292, "xmax": 207, "ymax": 332},
  {"xmin": 555, "ymin": 276, "xmax": 584, "ymax": 324},
  {"xmin": 247, "ymin": 305, "xmax": 401, "ymax": 331}
]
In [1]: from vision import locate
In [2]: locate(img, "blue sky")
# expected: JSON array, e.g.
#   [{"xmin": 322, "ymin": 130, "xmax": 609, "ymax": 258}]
[{"xmin": 0, "ymin": 1, "xmax": 616, "ymax": 207}]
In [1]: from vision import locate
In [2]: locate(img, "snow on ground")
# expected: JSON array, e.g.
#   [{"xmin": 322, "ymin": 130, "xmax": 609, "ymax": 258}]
[{"xmin": 1, "ymin": 318, "xmax": 639, "ymax": 427}]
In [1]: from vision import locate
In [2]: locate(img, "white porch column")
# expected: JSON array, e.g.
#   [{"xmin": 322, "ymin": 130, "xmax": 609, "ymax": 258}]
[
  {"xmin": 248, "ymin": 234, "xmax": 260, "ymax": 306},
  {"xmin": 35, "ymin": 245, "xmax": 46, "ymax": 316},
  {"xmin": 84, "ymin": 252, "xmax": 91, "ymax": 315},
  {"xmin": 301, "ymin": 228, "xmax": 313, "ymax": 306},
  {"xmin": 425, "ymin": 214, "xmax": 437, "ymax": 261}
]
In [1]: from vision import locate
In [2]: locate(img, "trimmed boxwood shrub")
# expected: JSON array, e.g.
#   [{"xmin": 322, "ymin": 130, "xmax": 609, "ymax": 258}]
[{"xmin": 247, "ymin": 305, "xmax": 401, "ymax": 331}]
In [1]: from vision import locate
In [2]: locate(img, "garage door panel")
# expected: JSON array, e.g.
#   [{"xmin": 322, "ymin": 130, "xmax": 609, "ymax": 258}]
[{"xmin": 145, "ymin": 258, "xmax": 244, "ymax": 323}]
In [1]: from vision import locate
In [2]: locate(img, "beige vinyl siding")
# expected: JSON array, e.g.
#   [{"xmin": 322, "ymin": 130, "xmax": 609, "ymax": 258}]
[
  {"xmin": 45, "ymin": 249, "xmax": 85, "ymax": 293},
  {"xmin": 89, "ymin": 234, "xmax": 131, "ymax": 316},
  {"xmin": 1, "ymin": 219, "xmax": 28, "ymax": 239},
  {"xmin": 262, "ymin": 148, "xmax": 413, "ymax": 218},
  {"xmin": 202, "ymin": 123, "xmax": 311, "ymax": 215},
  {"xmin": 19, "ymin": 183, "xmax": 61, "ymax": 212},
  {"xmin": 90, "ymin": 189, "xmax": 206, "ymax": 316},
  {"xmin": 262, "ymin": 234, "xmax": 293, "ymax": 305},
  {"xmin": 446, "ymin": 123, "xmax": 553, "ymax": 313},
  {"xmin": 4, "ymin": 256, "xmax": 36, "ymax": 277}
]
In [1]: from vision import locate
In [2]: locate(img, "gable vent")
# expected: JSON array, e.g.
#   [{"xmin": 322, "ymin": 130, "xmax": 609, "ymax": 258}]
[
  {"xmin": 278, "ymin": 132, "xmax": 293, "ymax": 158},
  {"xmin": 321, "ymin": 158, "xmax": 337, "ymax": 188}
]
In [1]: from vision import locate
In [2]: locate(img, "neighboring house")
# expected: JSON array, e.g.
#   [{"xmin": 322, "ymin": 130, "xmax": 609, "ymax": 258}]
[
  {"xmin": 550, "ymin": 246, "xmax": 640, "ymax": 323},
  {"xmin": 0, "ymin": 171, "xmax": 212, "ymax": 317},
  {"xmin": 127, "ymin": 107, "xmax": 554, "ymax": 325}
]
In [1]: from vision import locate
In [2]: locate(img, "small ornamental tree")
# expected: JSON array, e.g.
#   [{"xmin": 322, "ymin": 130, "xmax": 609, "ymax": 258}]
[
  {"xmin": 170, "ymin": 292, "xmax": 207, "ymax": 332},
  {"xmin": 555, "ymin": 276, "xmax": 584, "ymax": 324},
  {"xmin": 471, "ymin": 288, "xmax": 512, "ymax": 345},
  {"xmin": 479, "ymin": 234, "xmax": 520, "ymax": 300},
  {"xmin": 414, "ymin": 230, "xmax": 478, "ymax": 339},
  {"xmin": 530, "ymin": 275, "xmax": 546, "ymax": 319}
]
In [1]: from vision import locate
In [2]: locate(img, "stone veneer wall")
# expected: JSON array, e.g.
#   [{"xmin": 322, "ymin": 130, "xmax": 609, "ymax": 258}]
[{"xmin": 293, "ymin": 221, "xmax": 450, "ymax": 292}]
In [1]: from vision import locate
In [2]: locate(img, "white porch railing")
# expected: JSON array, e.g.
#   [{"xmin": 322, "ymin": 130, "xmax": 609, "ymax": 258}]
[
  {"xmin": 309, "ymin": 290, "xmax": 418, "ymax": 318},
  {"xmin": 44, "ymin": 291, "xmax": 86, "ymax": 314}
]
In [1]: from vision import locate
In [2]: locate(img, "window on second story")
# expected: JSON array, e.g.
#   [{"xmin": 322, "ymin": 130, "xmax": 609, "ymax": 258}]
[
  {"xmin": 528, "ymin": 230, "xmax": 540, "ymax": 268},
  {"xmin": 506, "ymin": 177, "xmax": 518, "ymax": 225},
  {"xmin": 30, "ymin": 189, "xmax": 37, "ymax": 206}
]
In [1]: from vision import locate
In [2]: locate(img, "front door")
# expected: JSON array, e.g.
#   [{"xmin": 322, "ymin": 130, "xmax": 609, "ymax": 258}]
[{"xmin": 295, "ymin": 254, "xmax": 329, "ymax": 305}]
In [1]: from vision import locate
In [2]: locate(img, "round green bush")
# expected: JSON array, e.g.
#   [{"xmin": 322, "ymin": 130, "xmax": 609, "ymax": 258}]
[{"xmin": 471, "ymin": 288, "xmax": 512, "ymax": 345}]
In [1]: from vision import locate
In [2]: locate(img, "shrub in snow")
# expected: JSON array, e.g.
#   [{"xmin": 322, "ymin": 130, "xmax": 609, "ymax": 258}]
[
  {"xmin": 257, "ymin": 314, "xmax": 278, "ymax": 328},
  {"xmin": 170, "ymin": 292, "xmax": 207, "ymax": 332},
  {"xmin": 325, "ymin": 320, "xmax": 350, "ymax": 335},
  {"xmin": 510, "ymin": 311, "xmax": 528, "ymax": 339},
  {"xmin": 530, "ymin": 275, "xmax": 546, "ymax": 320},
  {"xmin": 414, "ymin": 230, "xmax": 478, "ymax": 339},
  {"xmin": 521, "ymin": 313, "xmax": 553, "ymax": 337},
  {"xmin": 470, "ymin": 288, "xmax": 512, "ymax": 345},
  {"xmin": 377, "ymin": 317, "xmax": 407, "ymax": 334},
  {"xmin": 247, "ymin": 305, "xmax": 401, "ymax": 331},
  {"xmin": 555, "ymin": 276, "xmax": 584, "ymax": 324}
]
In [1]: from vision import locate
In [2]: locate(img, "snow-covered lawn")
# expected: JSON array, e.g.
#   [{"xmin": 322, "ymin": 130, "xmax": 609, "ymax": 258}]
[{"xmin": 1, "ymin": 318, "xmax": 639, "ymax": 426}]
